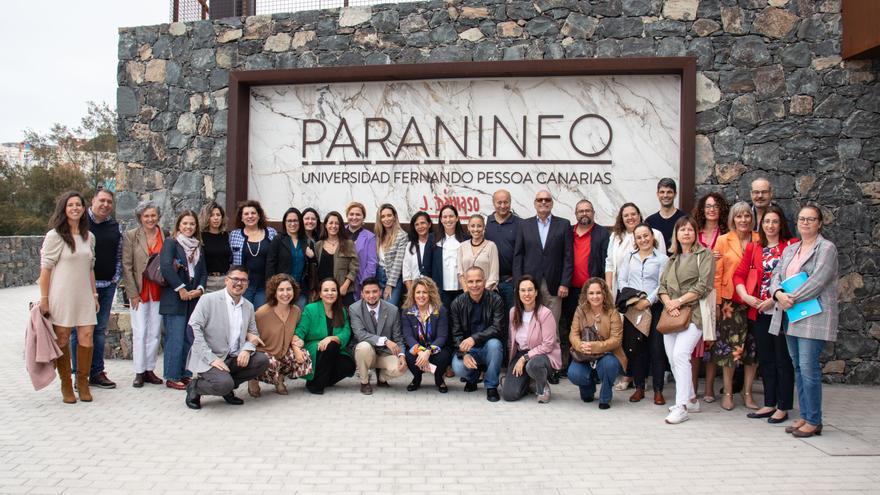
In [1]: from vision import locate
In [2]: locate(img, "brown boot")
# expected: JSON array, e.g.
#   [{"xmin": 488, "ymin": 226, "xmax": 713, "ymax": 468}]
[
  {"xmin": 55, "ymin": 342, "xmax": 76, "ymax": 404},
  {"xmin": 75, "ymin": 346, "xmax": 93, "ymax": 402},
  {"xmin": 248, "ymin": 379, "xmax": 261, "ymax": 398}
]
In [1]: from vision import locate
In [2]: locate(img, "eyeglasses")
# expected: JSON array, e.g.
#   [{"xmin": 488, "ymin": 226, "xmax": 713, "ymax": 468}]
[
  {"xmin": 535, "ymin": 198, "xmax": 552, "ymax": 203},
  {"xmin": 576, "ymin": 209, "xmax": 594, "ymax": 215},
  {"xmin": 227, "ymin": 276, "xmax": 249, "ymax": 285},
  {"xmin": 704, "ymin": 204, "xmax": 719, "ymax": 210},
  {"xmin": 797, "ymin": 217, "xmax": 819, "ymax": 224}
]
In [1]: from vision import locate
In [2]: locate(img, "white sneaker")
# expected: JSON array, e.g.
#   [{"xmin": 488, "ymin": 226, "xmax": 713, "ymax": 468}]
[
  {"xmin": 665, "ymin": 405, "xmax": 689, "ymax": 424},
  {"xmin": 687, "ymin": 399, "xmax": 701, "ymax": 413}
]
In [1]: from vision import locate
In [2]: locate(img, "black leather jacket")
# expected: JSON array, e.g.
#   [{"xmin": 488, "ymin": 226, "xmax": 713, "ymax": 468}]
[{"xmin": 449, "ymin": 290, "xmax": 505, "ymax": 357}]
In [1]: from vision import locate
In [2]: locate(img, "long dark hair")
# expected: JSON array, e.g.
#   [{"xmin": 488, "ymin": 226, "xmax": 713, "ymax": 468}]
[
  {"xmin": 302, "ymin": 207, "xmax": 323, "ymax": 241},
  {"xmin": 235, "ymin": 200, "xmax": 268, "ymax": 230},
  {"xmin": 612, "ymin": 202, "xmax": 642, "ymax": 241},
  {"xmin": 758, "ymin": 205, "xmax": 794, "ymax": 247},
  {"xmin": 282, "ymin": 207, "xmax": 306, "ymax": 243},
  {"xmin": 320, "ymin": 211, "xmax": 355, "ymax": 256},
  {"xmin": 199, "ymin": 201, "xmax": 226, "ymax": 233},
  {"xmin": 318, "ymin": 277, "xmax": 345, "ymax": 328},
  {"xmin": 435, "ymin": 204, "xmax": 467, "ymax": 242},
  {"xmin": 49, "ymin": 191, "xmax": 89, "ymax": 252},
  {"xmin": 693, "ymin": 192, "xmax": 730, "ymax": 234},
  {"xmin": 512, "ymin": 275, "xmax": 543, "ymax": 330},
  {"xmin": 408, "ymin": 211, "xmax": 432, "ymax": 254}
]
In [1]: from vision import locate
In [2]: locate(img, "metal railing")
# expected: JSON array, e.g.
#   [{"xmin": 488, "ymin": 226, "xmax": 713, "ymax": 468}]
[{"xmin": 171, "ymin": 0, "xmax": 376, "ymax": 22}]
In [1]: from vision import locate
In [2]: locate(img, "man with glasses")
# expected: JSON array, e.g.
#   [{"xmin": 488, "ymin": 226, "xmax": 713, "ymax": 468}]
[
  {"xmin": 513, "ymin": 190, "xmax": 573, "ymax": 324},
  {"xmin": 184, "ymin": 266, "xmax": 269, "ymax": 409},
  {"xmin": 749, "ymin": 178, "xmax": 774, "ymax": 230},
  {"xmin": 558, "ymin": 199, "xmax": 610, "ymax": 379}
]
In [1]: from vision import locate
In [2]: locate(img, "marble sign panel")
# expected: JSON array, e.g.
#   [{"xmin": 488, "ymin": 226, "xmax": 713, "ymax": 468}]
[{"xmin": 248, "ymin": 75, "xmax": 681, "ymax": 225}]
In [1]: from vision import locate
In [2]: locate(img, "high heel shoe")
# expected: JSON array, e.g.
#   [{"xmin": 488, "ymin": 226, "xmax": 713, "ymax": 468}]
[
  {"xmin": 741, "ymin": 392, "xmax": 759, "ymax": 410},
  {"xmin": 721, "ymin": 393, "xmax": 734, "ymax": 411}
]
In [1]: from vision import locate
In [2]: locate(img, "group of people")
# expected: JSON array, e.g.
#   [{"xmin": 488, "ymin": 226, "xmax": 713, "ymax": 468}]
[{"xmin": 34, "ymin": 177, "xmax": 840, "ymax": 435}]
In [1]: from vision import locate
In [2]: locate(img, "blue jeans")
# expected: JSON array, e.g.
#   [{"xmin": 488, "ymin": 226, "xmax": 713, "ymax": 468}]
[
  {"xmin": 162, "ymin": 315, "xmax": 192, "ymax": 381},
  {"xmin": 243, "ymin": 286, "xmax": 266, "ymax": 309},
  {"xmin": 295, "ymin": 292, "xmax": 309, "ymax": 310},
  {"xmin": 452, "ymin": 338, "xmax": 503, "ymax": 389},
  {"xmin": 786, "ymin": 331, "xmax": 826, "ymax": 426},
  {"xmin": 70, "ymin": 283, "xmax": 116, "ymax": 378},
  {"xmin": 375, "ymin": 265, "xmax": 403, "ymax": 307},
  {"xmin": 568, "ymin": 354, "xmax": 622, "ymax": 404}
]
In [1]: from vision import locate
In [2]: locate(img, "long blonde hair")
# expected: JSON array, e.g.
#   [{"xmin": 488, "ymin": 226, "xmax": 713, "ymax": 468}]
[
  {"xmin": 404, "ymin": 277, "xmax": 442, "ymax": 312},
  {"xmin": 374, "ymin": 203, "xmax": 401, "ymax": 250}
]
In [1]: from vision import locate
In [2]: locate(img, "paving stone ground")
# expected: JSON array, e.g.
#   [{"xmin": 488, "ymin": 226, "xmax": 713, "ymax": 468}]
[{"xmin": 3, "ymin": 284, "xmax": 879, "ymax": 494}]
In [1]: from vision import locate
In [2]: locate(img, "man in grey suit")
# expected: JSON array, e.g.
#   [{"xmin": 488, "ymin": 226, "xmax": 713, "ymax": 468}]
[
  {"xmin": 348, "ymin": 277, "xmax": 406, "ymax": 395},
  {"xmin": 185, "ymin": 266, "xmax": 270, "ymax": 409}
]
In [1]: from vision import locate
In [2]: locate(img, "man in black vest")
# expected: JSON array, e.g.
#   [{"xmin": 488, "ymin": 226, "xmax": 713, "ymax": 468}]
[{"xmin": 71, "ymin": 189, "xmax": 122, "ymax": 389}]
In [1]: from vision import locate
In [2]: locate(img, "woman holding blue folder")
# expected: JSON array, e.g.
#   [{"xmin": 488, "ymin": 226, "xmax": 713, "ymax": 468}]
[{"xmin": 768, "ymin": 205, "xmax": 839, "ymax": 438}]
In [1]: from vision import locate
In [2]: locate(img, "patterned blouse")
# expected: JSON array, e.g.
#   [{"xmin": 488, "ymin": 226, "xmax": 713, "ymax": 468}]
[{"xmin": 759, "ymin": 244, "xmax": 785, "ymax": 300}]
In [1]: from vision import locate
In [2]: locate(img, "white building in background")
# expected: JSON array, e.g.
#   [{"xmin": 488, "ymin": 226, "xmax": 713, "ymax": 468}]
[{"xmin": 0, "ymin": 142, "xmax": 37, "ymax": 167}]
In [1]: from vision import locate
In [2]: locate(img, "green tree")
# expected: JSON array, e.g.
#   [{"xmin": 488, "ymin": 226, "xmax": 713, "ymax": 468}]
[
  {"xmin": 0, "ymin": 102, "xmax": 113, "ymax": 235},
  {"xmin": 23, "ymin": 101, "xmax": 117, "ymax": 192}
]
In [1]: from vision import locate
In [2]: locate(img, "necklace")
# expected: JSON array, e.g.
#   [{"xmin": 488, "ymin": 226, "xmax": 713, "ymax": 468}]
[
  {"xmin": 470, "ymin": 238, "xmax": 485, "ymax": 247},
  {"xmin": 246, "ymin": 238, "xmax": 261, "ymax": 257}
]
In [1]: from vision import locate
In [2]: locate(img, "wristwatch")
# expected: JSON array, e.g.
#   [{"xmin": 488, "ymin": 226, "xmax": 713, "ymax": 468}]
[{"xmin": 522, "ymin": 354, "xmax": 530, "ymax": 362}]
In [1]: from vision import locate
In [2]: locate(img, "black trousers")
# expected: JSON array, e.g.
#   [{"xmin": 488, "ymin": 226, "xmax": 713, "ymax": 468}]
[
  {"xmin": 624, "ymin": 303, "xmax": 668, "ymax": 392},
  {"xmin": 196, "ymin": 352, "xmax": 270, "ymax": 397},
  {"xmin": 405, "ymin": 347, "xmax": 453, "ymax": 385},
  {"xmin": 753, "ymin": 313, "xmax": 794, "ymax": 410},
  {"xmin": 307, "ymin": 341, "xmax": 355, "ymax": 392},
  {"xmin": 559, "ymin": 286, "xmax": 582, "ymax": 368}
]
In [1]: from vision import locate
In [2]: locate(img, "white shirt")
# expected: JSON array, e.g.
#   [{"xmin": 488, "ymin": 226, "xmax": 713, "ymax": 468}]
[
  {"xmin": 440, "ymin": 234, "xmax": 461, "ymax": 290},
  {"xmin": 366, "ymin": 301, "xmax": 387, "ymax": 347},
  {"xmin": 224, "ymin": 289, "xmax": 244, "ymax": 356},
  {"xmin": 402, "ymin": 240, "xmax": 427, "ymax": 282},
  {"xmin": 515, "ymin": 310, "xmax": 534, "ymax": 349}
]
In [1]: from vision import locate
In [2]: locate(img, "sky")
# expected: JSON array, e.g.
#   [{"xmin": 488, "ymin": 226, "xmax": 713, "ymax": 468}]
[{"xmin": 0, "ymin": 1, "xmax": 168, "ymax": 143}]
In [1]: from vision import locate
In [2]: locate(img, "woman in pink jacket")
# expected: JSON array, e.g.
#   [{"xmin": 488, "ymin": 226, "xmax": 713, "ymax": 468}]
[{"xmin": 501, "ymin": 275, "xmax": 562, "ymax": 403}]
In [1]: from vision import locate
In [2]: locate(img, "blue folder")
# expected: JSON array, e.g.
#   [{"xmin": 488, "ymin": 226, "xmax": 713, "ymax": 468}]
[{"xmin": 780, "ymin": 272, "xmax": 823, "ymax": 323}]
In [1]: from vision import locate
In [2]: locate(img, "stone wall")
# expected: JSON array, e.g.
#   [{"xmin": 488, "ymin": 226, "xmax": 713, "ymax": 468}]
[
  {"xmin": 116, "ymin": 0, "xmax": 880, "ymax": 383},
  {"xmin": 0, "ymin": 236, "xmax": 42, "ymax": 289}
]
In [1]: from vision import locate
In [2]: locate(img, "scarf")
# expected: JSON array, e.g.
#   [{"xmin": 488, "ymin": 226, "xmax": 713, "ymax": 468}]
[{"xmin": 176, "ymin": 233, "xmax": 201, "ymax": 278}]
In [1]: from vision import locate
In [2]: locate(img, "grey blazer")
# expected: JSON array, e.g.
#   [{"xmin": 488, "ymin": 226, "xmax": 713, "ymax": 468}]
[
  {"xmin": 186, "ymin": 289, "xmax": 260, "ymax": 374},
  {"xmin": 348, "ymin": 299, "xmax": 404, "ymax": 356},
  {"xmin": 768, "ymin": 235, "xmax": 839, "ymax": 342}
]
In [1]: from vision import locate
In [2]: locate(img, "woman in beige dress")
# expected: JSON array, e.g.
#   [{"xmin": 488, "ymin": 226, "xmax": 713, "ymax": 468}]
[
  {"xmin": 38, "ymin": 191, "xmax": 98, "ymax": 404},
  {"xmin": 457, "ymin": 214, "xmax": 499, "ymax": 291}
]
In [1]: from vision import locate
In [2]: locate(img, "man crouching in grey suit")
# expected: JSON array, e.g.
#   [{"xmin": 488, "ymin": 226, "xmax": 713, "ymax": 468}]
[
  {"xmin": 185, "ymin": 265, "xmax": 269, "ymax": 409},
  {"xmin": 349, "ymin": 277, "xmax": 407, "ymax": 395}
]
